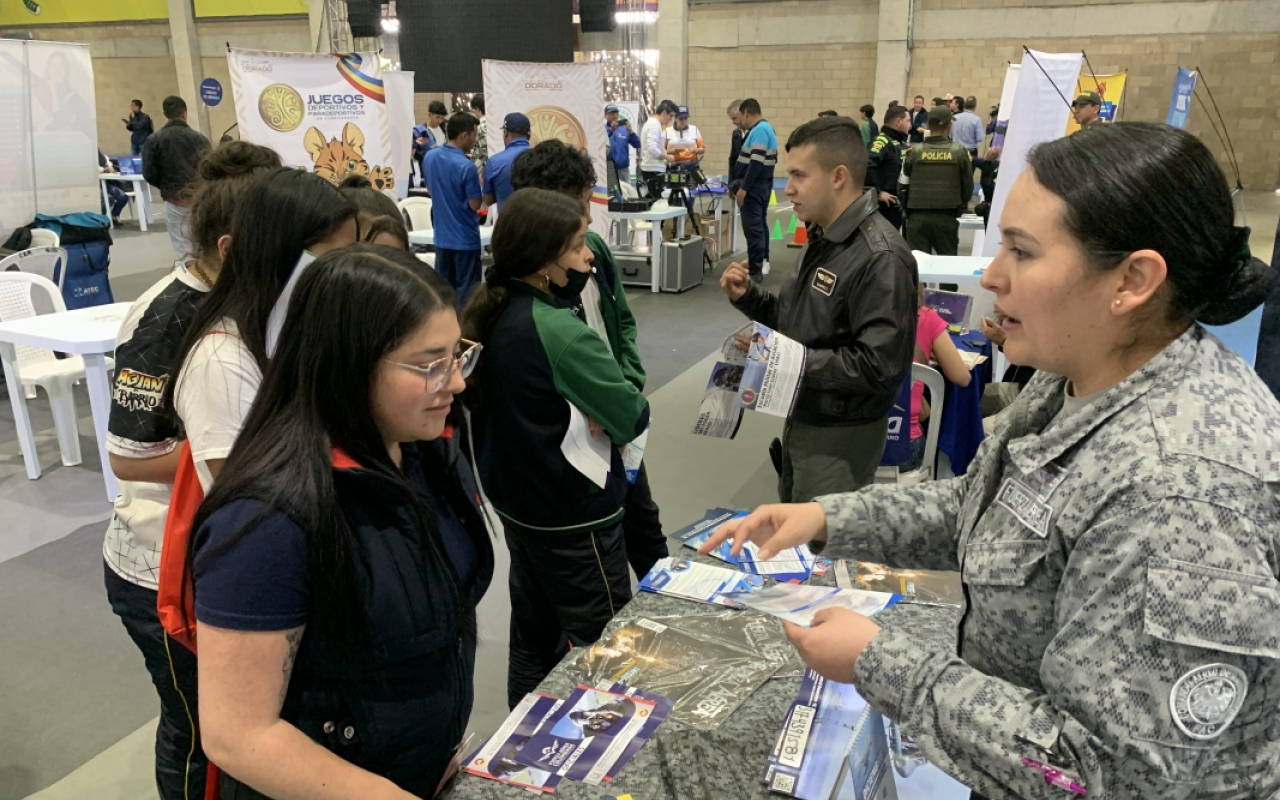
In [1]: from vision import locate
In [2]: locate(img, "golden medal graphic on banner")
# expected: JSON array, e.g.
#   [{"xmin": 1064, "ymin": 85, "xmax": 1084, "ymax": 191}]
[
  {"xmin": 525, "ymin": 105, "xmax": 587, "ymax": 149},
  {"xmin": 258, "ymin": 83, "xmax": 305, "ymax": 133}
]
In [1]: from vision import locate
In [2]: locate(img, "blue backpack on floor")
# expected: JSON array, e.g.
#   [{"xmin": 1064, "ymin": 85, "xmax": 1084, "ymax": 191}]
[{"xmin": 31, "ymin": 212, "xmax": 115, "ymax": 310}]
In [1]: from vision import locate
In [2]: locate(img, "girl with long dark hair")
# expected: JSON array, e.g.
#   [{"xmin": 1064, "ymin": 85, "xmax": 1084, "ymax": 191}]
[
  {"xmin": 462, "ymin": 188, "xmax": 649, "ymax": 709},
  {"xmin": 191, "ymin": 248, "xmax": 492, "ymax": 799},
  {"xmin": 703, "ymin": 122, "xmax": 1280, "ymax": 799},
  {"xmin": 168, "ymin": 167, "xmax": 358, "ymax": 489},
  {"xmin": 102, "ymin": 141, "xmax": 281, "ymax": 800}
]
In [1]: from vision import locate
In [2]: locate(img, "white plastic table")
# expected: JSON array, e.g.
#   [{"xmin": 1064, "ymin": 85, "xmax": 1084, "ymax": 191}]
[
  {"xmin": 0, "ymin": 303, "xmax": 129, "ymax": 502},
  {"xmin": 99, "ymin": 174, "xmax": 155, "ymax": 232},
  {"xmin": 407, "ymin": 228, "xmax": 494, "ymax": 248},
  {"xmin": 610, "ymin": 203, "xmax": 690, "ymax": 293},
  {"xmin": 917, "ymin": 254, "xmax": 993, "ymax": 287}
]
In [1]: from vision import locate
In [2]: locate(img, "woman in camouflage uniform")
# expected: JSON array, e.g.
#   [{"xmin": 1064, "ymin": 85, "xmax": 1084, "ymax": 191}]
[{"xmin": 705, "ymin": 122, "xmax": 1279, "ymax": 800}]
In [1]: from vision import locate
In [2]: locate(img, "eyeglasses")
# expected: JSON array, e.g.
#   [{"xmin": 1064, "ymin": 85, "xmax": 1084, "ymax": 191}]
[{"xmin": 387, "ymin": 339, "xmax": 483, "ymax": 393}]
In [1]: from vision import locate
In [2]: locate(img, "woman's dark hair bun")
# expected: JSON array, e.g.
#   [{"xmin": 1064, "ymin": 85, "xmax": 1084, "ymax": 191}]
[
  {"xmin": 199, "ymin": 140, "xmax": 282, "ymax": 181},
  {"xmin": 338, "ymin": 173, "xmax": 373, "ymax": 190},
  {"xmin": 1197, "ymin": 253, "xmax": 1276, "ymax": 326}
]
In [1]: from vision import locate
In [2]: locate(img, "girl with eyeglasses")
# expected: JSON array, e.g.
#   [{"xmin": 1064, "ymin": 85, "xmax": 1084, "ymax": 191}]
[
  {"xmin": 188, "ymin": 246, "xmax": 492, "ymax": 800},
  {"xmin": 462, "ymin": 188, "xmax": 650, "ymax": 710}
]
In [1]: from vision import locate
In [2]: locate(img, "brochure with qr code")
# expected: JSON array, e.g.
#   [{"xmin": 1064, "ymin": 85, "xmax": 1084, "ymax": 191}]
[
  {"xmin": 638, "ymin": 556, "xmax": 765, "ymax": 607},
  {"xmin": 463, "ymin": 693, "xmax": 564, "ymax": 793},
  {"xmin": 670, "ymin": 508, "xmax": 814, "ymax": 582},
  {"xmin": 514, "ymin": 685, "xmax": 659, "ymax": 786}
]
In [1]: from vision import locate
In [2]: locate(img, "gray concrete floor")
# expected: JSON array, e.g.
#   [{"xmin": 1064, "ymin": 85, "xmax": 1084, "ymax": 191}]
[{"xmin": 2, "ymin": 192, "xmax": 1276, "ymax": 800}]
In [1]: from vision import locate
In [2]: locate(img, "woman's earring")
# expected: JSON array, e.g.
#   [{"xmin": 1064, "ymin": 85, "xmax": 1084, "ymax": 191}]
[
  {"xmin": 542, "ymin": 272, "xmax": 551, "ymax": 290},
  {"xmin": 1114, "ymin": 299, "xmax": 1122, "ymax": 306}
]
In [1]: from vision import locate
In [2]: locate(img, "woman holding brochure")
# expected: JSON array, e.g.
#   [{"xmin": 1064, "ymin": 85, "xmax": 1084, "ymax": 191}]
[
  {"xmin": 462, "ymin": 188, "xmax": 651, "ymax": 710},
  {"xmin": 701, "ymin": 123, "xmax": 1280, "ymax": 800}
]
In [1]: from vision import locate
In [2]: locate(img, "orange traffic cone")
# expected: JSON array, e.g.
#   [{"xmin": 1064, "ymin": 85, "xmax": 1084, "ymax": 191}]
[{"xmin": 787, "ymin": 222, "xmax": 809, "ymax": 248}]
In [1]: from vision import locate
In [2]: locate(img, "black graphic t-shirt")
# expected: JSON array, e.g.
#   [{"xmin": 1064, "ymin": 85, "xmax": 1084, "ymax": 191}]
[{"xmin": 104, "ymin": 263, "xmax": 209, "ymax": 589}]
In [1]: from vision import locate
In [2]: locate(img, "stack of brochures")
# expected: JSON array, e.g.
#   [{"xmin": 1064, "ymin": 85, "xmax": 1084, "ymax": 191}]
[
  {"xmin": 464, "ymin": 683, "xmax": 672, "ymax": 793},
  {"xmin": 763, "ymin": 670, "xmax": 972, "ymax": 800},
  {"xmin": 670, "ymin": 508, "xmax": 815, "ymax": 582}
]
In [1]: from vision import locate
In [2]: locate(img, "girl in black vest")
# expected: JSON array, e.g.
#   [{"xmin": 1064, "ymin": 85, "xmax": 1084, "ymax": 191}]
[{"xmin": 189, "ymin": 246, "xmax": 493, "ymax": 799}]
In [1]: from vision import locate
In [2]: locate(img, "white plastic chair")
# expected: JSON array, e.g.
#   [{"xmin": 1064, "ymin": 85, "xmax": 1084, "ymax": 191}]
[
  {"xmin": 0, "ymin": 272, "xmax": 115, "ymax": 467},
  {"xmin": 876, "ymin": 363, "xmax": 945, "ymax": 485},
  {"xmin": 28, "ymin": 228, "xmax": 60, "ymax": 249},
  {"xmin": 1, "ymin": 246, "xmax": 67, "ymax": 291},
  {"xmin": 398, "ymin": 197, "xmax": 433, "ymax": 232}
]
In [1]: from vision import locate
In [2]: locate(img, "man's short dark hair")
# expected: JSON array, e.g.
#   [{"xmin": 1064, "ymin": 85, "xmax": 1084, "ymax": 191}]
[
  {"xmin": 818, "ymin": 109, "xmax": 838, "ymax": 118},
  {"xmin": 446, "ymin": 111, "xmax": 479, "ymax": 140},
  {"xmin": 859, "ymin": 104, "xmax": 875, "ymax": 119},
  {"xmin": 470, "ymin": 93, "xmax": 485, "ymax": 113},
  {"xmin": 785, "ymin": 116, "xmax": 867, "ymax": 181},
  {"xmin": 965, "ymin": 96, "xmax": 977, "ymax": 110},
  {"xmin": 739, "ymin": 98, "xmax": 762, "ymax": 116},
  {"xmin": 656, "ymin": 99, "xmax": 679, "ymax": 115},
  {"xmin": 931, "ymin": 97, "xmax": 945, "ymax": 107},
  {"xmin": 428, "ymin": 100, "xmax": 448, "ymax": 116},
  {"xmin": 162, "ymin": 95, "xmax": 186, "ymax": 120},
  {"xmin": 131, "ymin": 99, "xmax": 143, "ymax": 108},
  {"xmin": 883, "ymin": 106, "xmax": 910, "ymax": 126},
  {"xmin": 914, "ymin": 95, "xmax": 925, "ymax": 102},
  {"xmin": 509, "ymin": 139, "xmax": 596, "ymax": 199}
]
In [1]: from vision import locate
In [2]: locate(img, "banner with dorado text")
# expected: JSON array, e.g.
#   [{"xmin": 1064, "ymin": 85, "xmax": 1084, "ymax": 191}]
[
  {"xmin": 228, "ymin": 48, "xmax": 395, "ymax": 192},
  {"xmin": 483, "ymin": 60, "xmax": 609, "ymax": 235},
  {"xmin": 1064, "ymin": 72, "xmax": 1126, "ymax": 135}
]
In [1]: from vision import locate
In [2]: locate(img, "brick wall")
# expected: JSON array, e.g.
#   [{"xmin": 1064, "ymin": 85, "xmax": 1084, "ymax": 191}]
[
  {"xmin": 917, "ymin": 0, "xmax": 1200, "ymax": 9},
  {"xmin": 688, "ymin": 43, "xmax": 878, "ymax": 176},
  {"xmin": 908, "ymin": 32, "xmax": 1280, "ymax": 189}
]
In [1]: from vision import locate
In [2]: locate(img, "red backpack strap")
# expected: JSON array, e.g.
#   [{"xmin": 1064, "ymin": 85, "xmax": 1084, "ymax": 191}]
[{"xmin": 156, "ymin": 442, "xmax": 204, "ymax": 653}]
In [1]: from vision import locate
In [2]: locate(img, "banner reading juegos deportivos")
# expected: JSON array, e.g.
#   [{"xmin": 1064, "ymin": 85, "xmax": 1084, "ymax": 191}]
[
  {"xmin": 228, "ymin": 48, "xmax": 395, "ymax": 192},
  {"xmin": 482, "ymin": 60, "xmax": 608, "ymax": 236}
]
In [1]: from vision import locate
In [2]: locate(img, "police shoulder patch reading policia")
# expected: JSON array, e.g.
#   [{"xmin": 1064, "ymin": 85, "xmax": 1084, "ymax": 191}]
[
  {"xmin": 1170, "ymin": 663, "xmax": 1247, "ymax": 740},
  {"xmin": 812, "ymin": 268, "xmax": 837, "ymax": 296}
]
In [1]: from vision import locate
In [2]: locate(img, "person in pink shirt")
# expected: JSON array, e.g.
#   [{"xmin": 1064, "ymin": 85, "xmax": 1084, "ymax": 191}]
[{"xmin": 906, "ymin": 300, "xmax": 972, "ymax": 470}]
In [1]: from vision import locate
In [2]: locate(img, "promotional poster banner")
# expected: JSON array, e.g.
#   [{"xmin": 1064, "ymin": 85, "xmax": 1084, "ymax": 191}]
[
  {"xmin": 1166, "ymin": 68, "xmax": 1198, "ymax": 129},
  {"xmin": 982, "ymin": 50, "xmax": 1082, "ymax": 258},
  {"xmin": 228, "ymin": 49, "xmax": 394, "ymax": 192},
  {"xmin": 383, "ymin": 71, "xmax": 416, "ymax": 199},
  {"xmin": 483, "ymin": 60, "xmax": 609, "ymax": 235},
  {"xmin": 1064, "ymin": 72, "xmax": 1126, "ymax": 135}
]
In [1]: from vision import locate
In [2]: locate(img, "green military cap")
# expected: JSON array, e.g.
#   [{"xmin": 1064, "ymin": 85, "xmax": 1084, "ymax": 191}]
[
  {"xmin": 1073, "ymin": 91, "xmax": 1102, "ymax": 107},
  {"xmin": 927, "ymin": 106, "xmax": 953, "ymax": 125}
]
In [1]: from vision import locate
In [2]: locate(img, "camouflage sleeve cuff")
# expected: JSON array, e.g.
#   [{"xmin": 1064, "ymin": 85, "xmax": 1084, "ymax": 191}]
[
  {"xmin": 853, "ymin": 625, "xmax": 949, "ymax": 724},
  {"xmin": 816, "ymin": 493, "xmax": 870, "ymax": 557}
]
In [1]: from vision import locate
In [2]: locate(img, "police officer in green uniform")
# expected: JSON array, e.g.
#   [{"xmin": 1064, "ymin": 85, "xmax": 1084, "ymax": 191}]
[
  {"xmin": 899, "ymin": 106, "xmax": 972, "ymax": 254},
  {"xmin": 866, "ymin": 105, "xmax": 911, "ymax": 230},
  {"xmin": 1071, "ymin": 91, "xmax": 1103, "ymax": 133}
]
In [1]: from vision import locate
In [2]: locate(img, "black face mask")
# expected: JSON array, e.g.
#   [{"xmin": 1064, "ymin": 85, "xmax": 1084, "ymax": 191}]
[{"xmin": 548, "ymin": 266, "xmax": 592, "ymax": 299}]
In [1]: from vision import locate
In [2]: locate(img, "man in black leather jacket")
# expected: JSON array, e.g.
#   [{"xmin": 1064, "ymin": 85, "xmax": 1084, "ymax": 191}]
[{"xmin": 721, "ymin": 116, "xmax": 917, "ymax": 502}]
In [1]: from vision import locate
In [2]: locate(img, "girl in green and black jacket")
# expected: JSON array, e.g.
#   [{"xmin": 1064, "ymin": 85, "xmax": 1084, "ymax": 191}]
[{"xmin": 462, "ymin": 188, "xmax": 650, "ymax": 709}]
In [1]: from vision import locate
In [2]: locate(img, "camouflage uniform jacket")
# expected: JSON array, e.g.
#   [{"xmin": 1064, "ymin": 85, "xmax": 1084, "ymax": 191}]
[{"xmin": 817, "ymin": 325, "xmax": 1280, "ymax": 799}]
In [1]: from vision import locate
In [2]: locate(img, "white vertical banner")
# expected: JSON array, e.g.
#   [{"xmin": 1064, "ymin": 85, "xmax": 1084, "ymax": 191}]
[
  {"xmin": 228, "ymin": 49, "xmax": 394, "ymax": 192},
  {"xmin": 982, "ymin": 51, "xmax": 1081, "ymax": 258},
  {"xmin": 483, "ymin": 60, "xmax": 609, "ymax": 236},
  {"xmin": 383, "ymin": 71, "xmax": 415, "ymax": 199},
  {"xmin": 0, "ymin": 39, "xmax": 36, "ymax": 240},
  {"xmin": 989, "ymin": 64, "xmax": 1019, "ymax": 151},
  {"xmin": 25, "ymin": 41, "xmax": 98, "ymax": 217}
]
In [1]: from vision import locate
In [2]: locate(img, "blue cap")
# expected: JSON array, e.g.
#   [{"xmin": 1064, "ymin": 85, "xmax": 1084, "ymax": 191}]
[
  {"xmin": 502, "ymin": 112, "xmax": 531, "ymax": 134},
  {"xmin": 676, "ymin": 105, "xmax": 690, "ymax": 118}
]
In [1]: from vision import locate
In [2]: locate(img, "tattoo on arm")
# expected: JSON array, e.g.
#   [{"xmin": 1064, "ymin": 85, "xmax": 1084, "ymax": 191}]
[{"xmin": 279, "ymin": 629, "xmax": 303, "ymax": 708}]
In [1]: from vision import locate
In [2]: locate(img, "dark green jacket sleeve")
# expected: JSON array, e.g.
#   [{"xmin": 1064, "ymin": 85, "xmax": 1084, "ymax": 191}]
[
  {"xmin": 958, "ymin": 148, "xmax": 974, "ymax": 210},
  {"xmin": 587, "ymin": 231, "xmax": 646, "ymax": 392},
  {"xmin": 532, "ymin": 302, "xmax": 649, "ymax": 445}
]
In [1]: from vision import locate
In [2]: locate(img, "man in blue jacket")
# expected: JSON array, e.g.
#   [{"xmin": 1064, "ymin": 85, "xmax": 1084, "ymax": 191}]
[
  {"xmin": 735, "ymin": 98, "xmax": 777, "ymax": 282},
  {"xmin": 605, "ymin": 105, "xmax": 641, "ymax": 193}
]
